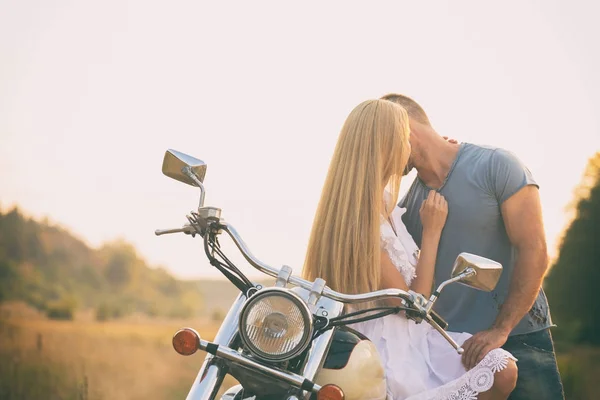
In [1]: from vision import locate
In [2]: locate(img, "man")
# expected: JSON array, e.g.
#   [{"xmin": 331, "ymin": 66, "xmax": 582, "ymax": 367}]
[{"xmin": 382, "ymin": 93, "xmax": 564, "ymax": 399}]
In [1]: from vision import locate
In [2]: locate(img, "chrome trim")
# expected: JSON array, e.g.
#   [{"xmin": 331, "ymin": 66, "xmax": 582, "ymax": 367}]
[
  {"xmin": 300, "ymin": 325, "xmax": 335, "ymax": 399},
  {"xmin": 221, "ymin": 223, "xmax": 417, "ymax": 306},
  {"xmin": 198, "ymin": 206, "xmax": 222, "ymax": 221},
  {"xmin": 276, "ymin": 265, "xmax": 293, "ymax": 288},
  {"xmin": 222, "ymin": 222, "xmax": 286, "ymax": 280},
  {"xmin": 321, "ymin": 287, "xmax": 416, "ymax": 304},
  {"xmin": 291, "ymin": 287, "xmax": 344, "ymax": 398},
  {"xmin": 197, "ymin": 337, "xmax": 322, "ymax": 394},
  {"xmin": 436, "ymin": 268, "xmax": 475, "ymax": 298},
  {"xmin": 307, "ymin": 278, "xmax": 326, "ymax": 312},
  {"xmin": 186, "ymin": 360, "xmax": 227, "ymax": 400},
  {"xmin": 182, "ymin": 166, "xmax": 207, "ymax": 208},
  {"xmin": 186, "ymin": 293, "xmax": 247, "ymax": 400},
  {"xmin": 426, "ymin": 268, "xmax": 475, "ymax": 312},
  {"xmin": 238, "ymin": 288, "xmax": 313, "ymax": 362},
  {"xmin": 220, "ymin": 385, "xmax": 251, "ymax": 400}
]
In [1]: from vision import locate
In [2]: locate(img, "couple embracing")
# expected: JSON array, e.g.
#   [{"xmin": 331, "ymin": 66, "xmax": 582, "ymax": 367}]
[{"xmin": 301, "ymin": 94, "xmax": 564, "ymax": 400}]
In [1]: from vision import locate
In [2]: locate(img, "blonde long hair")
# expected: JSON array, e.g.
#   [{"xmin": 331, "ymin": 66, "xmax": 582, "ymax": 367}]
[{"xmin": 302, "ymin": 99, "xmax": 411, "ymax": 296}]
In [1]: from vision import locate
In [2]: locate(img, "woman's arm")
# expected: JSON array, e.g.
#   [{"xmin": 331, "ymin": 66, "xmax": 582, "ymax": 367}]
[
  {"xmin": 409, "ymin": 191, "xmax": 448, "ymax": 297},
  {"xmin": 379, "ymin": 191, "xmax": 448, "ymax": 304},
  {"xmin": 409, "ymin": 231, "xmax": 441, "ymax": 296}
]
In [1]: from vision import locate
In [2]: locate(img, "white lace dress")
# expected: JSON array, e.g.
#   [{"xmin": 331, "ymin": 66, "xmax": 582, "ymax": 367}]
[{"xmin": 351, "ymin": 205, "xmax": 517, "ymax": 400}]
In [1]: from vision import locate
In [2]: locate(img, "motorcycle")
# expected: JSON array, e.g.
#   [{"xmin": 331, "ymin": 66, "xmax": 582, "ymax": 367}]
[{"xmin": 155, "ymin": 149, "xmax": 504, "ymax": 400}]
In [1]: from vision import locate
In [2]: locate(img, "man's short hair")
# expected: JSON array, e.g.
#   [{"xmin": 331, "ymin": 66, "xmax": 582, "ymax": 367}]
[{"xmin": 381, "ymin": 93, "xmax": 431, "ymax": 125}]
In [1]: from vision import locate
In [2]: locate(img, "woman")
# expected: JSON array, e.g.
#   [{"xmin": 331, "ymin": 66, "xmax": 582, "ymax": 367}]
[{"xmin": 302, "ymin": 99, "xmax": 517, "ymax": 400}]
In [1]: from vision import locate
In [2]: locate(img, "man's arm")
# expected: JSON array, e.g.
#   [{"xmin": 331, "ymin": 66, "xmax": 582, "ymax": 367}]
[
  {"xmin": 462, "ymin": 185, "xmax": 548, "ymax": 369},
  {"xmin": 493, "ymin": 185, "xmax": 548, "ymax": 332}
]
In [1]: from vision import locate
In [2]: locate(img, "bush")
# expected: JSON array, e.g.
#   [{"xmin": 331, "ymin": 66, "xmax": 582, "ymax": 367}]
[
  {"xmin": 95, "ymin": 302, "xmax": 126, "ymax": 321},
  {"xmin": 146, "ymin": 303, "xmax": 159, "ymax": 318},
  {"xmin": 95, "ymin": 303, "xmax": 111, "ymax": 321},
  {"xmin": 167, "ymin": 305, "xmax": 193, "ymax": 319},
  {"xmin": 45, "ymin": 300, "xmax": 76, "ymax": 320}
]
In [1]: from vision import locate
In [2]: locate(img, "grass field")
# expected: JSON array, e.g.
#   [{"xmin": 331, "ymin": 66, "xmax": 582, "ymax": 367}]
[
  {"xmin": 1, "ymin": 302, "xmax": 599, "ymax": 400},
  {"xmin": 553, "ymin": 342, "xmax": 600, "ymax": 400},
  {"xmin": 0, "ymin": 302, "xmax": 236, "ymax": 400}
]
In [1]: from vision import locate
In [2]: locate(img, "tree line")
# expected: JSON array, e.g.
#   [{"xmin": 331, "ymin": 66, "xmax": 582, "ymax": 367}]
[{"xmin": 0, "ymin": 207, "xmax": 203, "ymax": 320}]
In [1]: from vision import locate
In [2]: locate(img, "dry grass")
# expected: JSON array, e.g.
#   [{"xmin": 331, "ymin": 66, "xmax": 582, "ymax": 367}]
[
  {"xmin": 3, "ymin": 302, "xmax": 598, "ymax": 400},
  {"xmin": 0, "ymin": 302, "xmax": 236, "ymax": 400}
]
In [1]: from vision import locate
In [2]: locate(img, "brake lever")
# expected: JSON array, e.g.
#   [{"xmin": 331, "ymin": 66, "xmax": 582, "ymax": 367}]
[
  {"xmin": 404, "ymin": 294, "xmax": 462, "ymax": 353},
  {"xmin": 425, "ymin": 313, "xmax": 464, "ymax": 354},
  {"xmin": 430, "ymin": 309, "xmax": 449, "ymax": 330}
]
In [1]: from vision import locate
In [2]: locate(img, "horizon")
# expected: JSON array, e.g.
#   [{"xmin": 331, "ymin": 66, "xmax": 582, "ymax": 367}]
[{"xmin": 2, "ymin": 1, "xmax": 599, "ymax": 280}]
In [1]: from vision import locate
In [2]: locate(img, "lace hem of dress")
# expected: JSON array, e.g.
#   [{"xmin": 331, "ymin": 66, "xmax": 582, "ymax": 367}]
[
  {"xmin": 380, "ymin": 231, "xmax": 416, "ymax": 286},
  {"xmin": 404, "ymin": 348, "xmax": 517, "ymax": 400}
]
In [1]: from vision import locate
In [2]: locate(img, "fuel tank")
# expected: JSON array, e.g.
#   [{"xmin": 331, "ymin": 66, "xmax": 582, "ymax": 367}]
[{"xmin": 314, "ymin": 327, "xmax": 387, "ymax": 400}]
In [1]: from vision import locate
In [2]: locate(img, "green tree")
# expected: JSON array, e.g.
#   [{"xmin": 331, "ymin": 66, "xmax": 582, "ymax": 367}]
[
  {"xmin": 0, "ymin": 207, "xmax": 203, "ymax": 319},
  {"xmin": 545, "ymin": 152, "xmax": 600, "ymax": 344},
  {"xmin": 46, "ymin": 295, "xmax": 78, "ymax": 320},
  {"xmin": 101, "ymin": 241, "xmax": 139, "ymax": 288}
]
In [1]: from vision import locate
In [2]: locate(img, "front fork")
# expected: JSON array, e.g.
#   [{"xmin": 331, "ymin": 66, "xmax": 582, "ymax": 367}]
[
  {"xmin": 185, "ymin": 288, "xmax": 345, "ymax": 400},
  {"xmin": 185, "ymin": 292, "xmax": 247, "ymax": 400}
]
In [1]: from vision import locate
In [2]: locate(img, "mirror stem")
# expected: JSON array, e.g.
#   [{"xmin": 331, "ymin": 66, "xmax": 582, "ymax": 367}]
[
  {"xmin": 426, "ymin": 268, "xmax": 476, "ymax": 312},
  {"xmin": 182, "ymin": 166, "xmax": 206, "ymax": 208}
]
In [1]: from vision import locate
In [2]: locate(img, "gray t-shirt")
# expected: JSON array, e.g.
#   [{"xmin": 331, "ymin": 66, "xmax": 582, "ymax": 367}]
[{"xmin": 399, "ymin": 143, "xmax": 553, "ymax": 336}]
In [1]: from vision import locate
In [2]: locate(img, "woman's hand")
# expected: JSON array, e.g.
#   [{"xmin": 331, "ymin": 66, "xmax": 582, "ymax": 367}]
[
  {"xmin": 420, "ymin": 191, "xmax": 448, "ymax": 236},
  {"xmin": 411, "ymin": 191, "xmax": 448, "ymax": 296},
  {"xmin": 442, "ymin": 136, "xmax": 459, "ymax": 144}
]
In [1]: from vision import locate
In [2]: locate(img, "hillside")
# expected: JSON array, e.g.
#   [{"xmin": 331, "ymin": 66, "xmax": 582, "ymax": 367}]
[{"xmin": 0, "ymin": 206, "xmax": 204, "ymax": 319}]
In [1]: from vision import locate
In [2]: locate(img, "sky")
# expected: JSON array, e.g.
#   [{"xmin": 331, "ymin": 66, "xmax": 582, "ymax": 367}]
[{"xmin": 1, "ymin": 1, "xmax": 599, "ymax": 280}]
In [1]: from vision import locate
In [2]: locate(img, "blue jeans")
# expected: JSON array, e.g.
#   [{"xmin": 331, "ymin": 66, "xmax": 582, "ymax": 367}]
[{"xmin": 502, "ymin": 328, "xmax": 564, "ymax": 400}]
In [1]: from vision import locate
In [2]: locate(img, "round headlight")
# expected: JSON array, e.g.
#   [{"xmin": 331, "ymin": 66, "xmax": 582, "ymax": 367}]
[{"xmin": 239, "ymin": 288, "xmax": 313, "ymax": 362}]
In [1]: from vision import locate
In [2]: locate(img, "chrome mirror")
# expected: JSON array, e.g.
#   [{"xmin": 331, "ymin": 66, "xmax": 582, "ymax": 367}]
[
  {"xmin": 162, "ymin": 149, "xmax": 207, "ymax": 187},
  {"xmin": 162, "ymin": 149, "xmax": 207, "ymax": 207},
  {"xmin": 451, "ymin": 253, "xmax": 502, "ymax": 292}
]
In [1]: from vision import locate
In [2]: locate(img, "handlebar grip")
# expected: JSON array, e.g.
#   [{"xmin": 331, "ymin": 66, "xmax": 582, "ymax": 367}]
[
  {"xmin": 430, "ymin": 310, "xmax": 448, "ymax": 330},
  {"xmin": 155, "ymin": 226, "xmax": 197, "ymax": 236}
]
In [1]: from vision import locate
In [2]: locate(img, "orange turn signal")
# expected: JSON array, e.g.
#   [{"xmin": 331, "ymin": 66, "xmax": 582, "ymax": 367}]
[
  {"xmin": 172, "ymin": 328, "xmax": 200, "ymax": 356},
  {"xmin": 317, "ymin": 384, "xmax": 345, "ymax": 400}
]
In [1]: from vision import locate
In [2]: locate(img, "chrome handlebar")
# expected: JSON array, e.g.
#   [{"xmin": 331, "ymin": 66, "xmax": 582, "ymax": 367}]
[
  {"xmin": 156, "ymin": 216, "xmax": 464, "ymax": 354},
  {"xmin": 221, "ymin": 222, "xmax": 418, "ymax": 306},
  {"xmin": 155, "ymin": 221, "xmax": 417, "ymax": 305},
  {"xmin": 222, "ymin": 221, "xmax": 463, "ymax": 353}
]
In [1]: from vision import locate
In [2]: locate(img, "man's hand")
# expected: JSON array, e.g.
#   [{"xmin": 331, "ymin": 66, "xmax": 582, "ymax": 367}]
[{"xmin": 461, "ymin": 328, "xmax": 509, "ymax": 370}]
